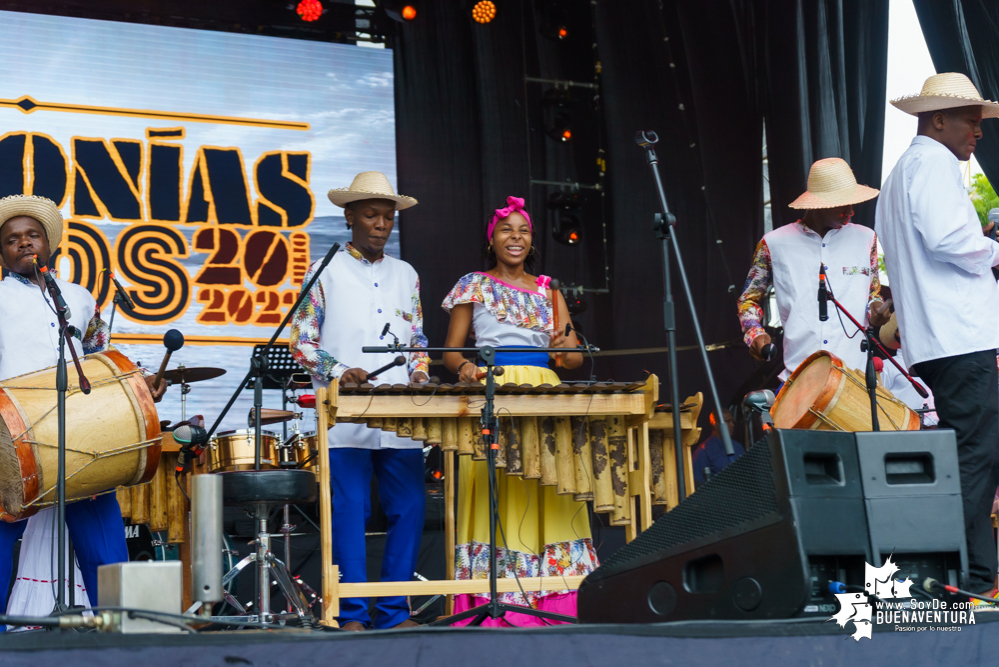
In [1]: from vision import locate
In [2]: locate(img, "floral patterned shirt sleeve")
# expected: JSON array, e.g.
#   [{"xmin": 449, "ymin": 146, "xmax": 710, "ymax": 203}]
[
  {"xmin": 289, "ymin": 262, "xmax": 350, "ymax": 381},
  {"xmin": 407, "ymin": 276, "xmax": 430, "ymax": 377},
  {"xmin": 737, "ymin": 239, "xmax": 771, "ymax": 347},
  {"xmin": 82, "ymin": 304, "xmax": 110, "ymax": 354},
  {"xmin": 869, "ymin": 233, "xmax": 883, "ymax": 307}
]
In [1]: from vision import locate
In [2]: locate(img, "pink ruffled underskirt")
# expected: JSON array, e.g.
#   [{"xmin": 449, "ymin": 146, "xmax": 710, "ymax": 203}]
[{"xmin": 451, "ymin": 592, "xmax": 577, "ymax": 627}]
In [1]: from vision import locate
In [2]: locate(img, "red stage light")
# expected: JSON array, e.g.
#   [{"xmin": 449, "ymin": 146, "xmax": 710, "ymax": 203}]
[
  {"xmin": 297, "ymin": 0, "xmax": 322, "ymax": 22},
  {"xmin": 558, "ymin": 27, "xmax": 568, "ymax": 38},
  {"xmin": 432, "ymin": 469, "xmax": 443, "ymax": 480},
  {"xmin": 472, "ymin": 1, "xmax": 497, "ymax": 23},
  {"xmin": 402, "ymin": 5, "xmax": 417, "ymax": 20},
  {"xmin": 561, "ymin": 129, "xmax": 572, "ymax": 141},
  {"xmin": 568, "ymin": 230, "xmax": 579, "ymax": 243}
]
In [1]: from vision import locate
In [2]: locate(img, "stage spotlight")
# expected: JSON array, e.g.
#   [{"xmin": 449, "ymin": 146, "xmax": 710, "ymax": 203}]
[
  {"xmin": 553, "ymin": 215, "xmax": 582, "ymax": 245},
  {"xmin": 296, "ymin": 0, "xmax": 322, "ymax": 22},
  {"xmin": 566, "ymin": 296, "xmax": 587, "ymax": 315},
  {"xmin": 546, "ymin": 111, "xmax": 573, "ymax": 142},
  {"xmin": 385, "ymin": 1, "xmax": 418, "ymax": 22},
  {"xmin": 543, "ymin": 88, "xmax": 574, "ymax": 143},
  {"xmin": 558, "ymin": 27, "xmax": 568, "ymax": 39},
  {"xmin": 472, "ymin": 1, "xmax": 497, "ymax": 23}
]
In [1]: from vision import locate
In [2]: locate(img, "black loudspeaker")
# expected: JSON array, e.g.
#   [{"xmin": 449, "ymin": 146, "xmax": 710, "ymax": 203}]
[
  {"xmin": 855, "ymin": 430, "xmax": 967, "ymax": 592},
  {"xmin": 576, "ymin": 429, "xmax": 966, "ymax": 624}
]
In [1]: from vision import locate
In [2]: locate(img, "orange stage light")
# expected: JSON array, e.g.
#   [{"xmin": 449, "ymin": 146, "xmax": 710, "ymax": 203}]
[
  {"xmin": 561, "ymin": 129, "xmax": 572, "ymax": 141},
  {"xmin": 558, "ymin": 27, "xmax": 568, "ymax": 38},
  {"xmin": 296, "ymin": 0, "xmax": 322, "ymax": 22},
  {"xmin": 402, "ymin": 5, "xmax": 417, "ymax": 20},
  {"xmin": 472, "ymin": 1, "xmax": 497, "ymax": 24}
]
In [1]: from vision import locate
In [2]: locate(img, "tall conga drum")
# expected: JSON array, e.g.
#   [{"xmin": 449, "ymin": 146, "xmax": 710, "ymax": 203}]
[
  {"xmin": 771, "ymin": 350, "xmax": 919, "ymax": 432},
  {"xmin": 0, "ymin": 350, "xmax": 161, "ymax": 521}
]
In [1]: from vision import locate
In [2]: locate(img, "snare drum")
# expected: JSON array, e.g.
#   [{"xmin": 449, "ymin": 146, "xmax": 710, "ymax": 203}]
[
  {"xmin": 772, "ymin": 350, "xmax": 920, "ymax": 431},
  {"xmin": 206, "ymin": 429, "xmax": 282, "ymax": 472}
]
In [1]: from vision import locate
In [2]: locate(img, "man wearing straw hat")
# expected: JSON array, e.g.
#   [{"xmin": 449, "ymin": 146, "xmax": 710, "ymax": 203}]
[
  {"xmin": 738, "ymin": 157, "xmax": 890, "ymax": 381},
  {"xmin": 0, "ymin": 194, "xmax": 166, "ymax": 621},
  {"xmin": 291, "ymin": 172, "xmax": 430, "ymax": 630},
  {"xmin": 876, "ymin": 72, "xmax": 999, "ymax": 598}
]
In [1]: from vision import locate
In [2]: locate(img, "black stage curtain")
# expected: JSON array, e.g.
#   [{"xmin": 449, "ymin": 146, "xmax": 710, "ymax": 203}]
[
  {"xmin": 912, "ymin": 0, "xmax": 999, "ymax": 186},
  {"xmin": 394, "ymin": 0, "xmax": 889, "ymax": 409},
  {"xmin": 764, "ymin": 0, "xmax": 890, "ymax": 230}
]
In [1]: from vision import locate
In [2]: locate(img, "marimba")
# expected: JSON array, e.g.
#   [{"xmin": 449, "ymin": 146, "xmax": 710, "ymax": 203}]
[{"xmin": 313, "ymin": 375, "xmax": 664, "ymax": 625}]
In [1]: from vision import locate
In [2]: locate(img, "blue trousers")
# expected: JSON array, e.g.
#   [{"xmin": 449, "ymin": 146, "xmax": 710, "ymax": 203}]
[
  {"xmin": 0, "ymin": 493, "xmax": 128, "ymax": 615},
  {"xmin": 329, "ymin": 447, "xmax": 425, "ymax": 629}
]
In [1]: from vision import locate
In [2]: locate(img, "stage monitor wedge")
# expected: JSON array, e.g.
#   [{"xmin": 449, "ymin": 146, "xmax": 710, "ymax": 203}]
[{"xmin": 577, "ymin": 429, "xmax": 966, "ymax": 624}]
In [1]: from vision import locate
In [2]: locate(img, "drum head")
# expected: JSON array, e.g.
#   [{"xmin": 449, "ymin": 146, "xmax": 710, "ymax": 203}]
[{"xmin": 772, "ymin": 353, "xmax": 841, "ymax": 429}]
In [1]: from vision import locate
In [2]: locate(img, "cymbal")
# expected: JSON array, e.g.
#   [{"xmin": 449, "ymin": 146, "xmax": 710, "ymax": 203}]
[{"xmin": 163, "ymin": 366, "xmax": 227, "ymax": 385}]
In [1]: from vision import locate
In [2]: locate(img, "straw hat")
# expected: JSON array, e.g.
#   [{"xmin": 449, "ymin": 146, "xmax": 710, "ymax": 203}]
[
  {"xmin": 879, "ymin": 312, "xmax": 901, "ymax": 351},
  {"xmin": 788, "ymin": 158, "xmax": 879, "ymax": 210},
  {"xmin": 890, "ymin": 72, "xmax": 999, "ymax": 118},
  {"xmin": 327, "ymin": 171, "xmax": 417, "ymax": 210},
  {"xmin": 0, "ymin": 194, "xmax": 63, "ymax": 268}
]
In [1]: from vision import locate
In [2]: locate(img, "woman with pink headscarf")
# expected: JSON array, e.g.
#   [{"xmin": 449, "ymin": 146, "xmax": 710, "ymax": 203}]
[{"xmin": 441, "ymin": 196, "xmax": 596, "ymax": 626}]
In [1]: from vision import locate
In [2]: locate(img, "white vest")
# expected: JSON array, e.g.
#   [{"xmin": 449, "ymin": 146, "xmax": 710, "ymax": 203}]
[
  {"xmin": 0, "ymin": 275, "xmax": 96, "ymax": 381},
  {"xmin": 766, "ymin": 222, "xmax": 875, "ymax": 379},
  {"xmin": 314, "ymin": 250, "xmax": 421, "ymax": 450}
]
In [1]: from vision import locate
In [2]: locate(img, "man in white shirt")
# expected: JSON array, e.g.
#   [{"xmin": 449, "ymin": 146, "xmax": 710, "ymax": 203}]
[
  {"xmin": 738, "ymin": 158, "xmax": 889, "ymax": 381},
  {"xmin": 876, "ymin": 73, "xmax": 999, "ymax": 596},
  {"xmin": 290, "ymin": 172, "xmax": 430, "ymax": 631},
  {"xmin": 0, "ymin": 194, "xmax": 165, "ymax": 618}
]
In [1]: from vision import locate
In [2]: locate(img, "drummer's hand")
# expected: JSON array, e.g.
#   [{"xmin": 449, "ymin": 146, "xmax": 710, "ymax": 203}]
[
  {"xmin": 749, "ymin": 334, "xmax": 772, "ymax": 361},
  {"xmin": 549, "ymin": 327, "xmax": 573, "ymax": 349},
  {"xmin": 340, "ymin": 367, "xmax": 368, "ymax": 385},
  {"xmin": 411, "ymin": 371, "xmax": 429, "ymax": 384},
  {"xmin": 144, "ymin": 376, "xmax": 167, "ymax": 403},
  {"xmin": 459, "ymin": 363, "xmax": 481, "ymax": 384},
  {"xmin": 869, "ymin": 299, "xmax": 892, "ymax": 328},
  {"xmin": 985, "ymin": 222, "xmax": 995, "ymax": 237}
]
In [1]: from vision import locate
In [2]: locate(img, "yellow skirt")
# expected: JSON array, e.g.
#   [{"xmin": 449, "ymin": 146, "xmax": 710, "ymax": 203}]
[{"xmin": 456, "ymin": 365, "xmax": 592, "ymax": 554}]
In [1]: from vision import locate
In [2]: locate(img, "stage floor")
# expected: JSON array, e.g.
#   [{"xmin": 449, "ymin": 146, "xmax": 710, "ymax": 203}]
[{"xmin": 0, "ymin": 615, "xmax": 996, "ymax": 666}]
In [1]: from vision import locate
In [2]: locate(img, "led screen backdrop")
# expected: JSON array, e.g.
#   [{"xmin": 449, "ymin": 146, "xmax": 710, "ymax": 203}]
[{"xmin": 0, "ymin": 11, "xmax": 398, "ymax": 431}]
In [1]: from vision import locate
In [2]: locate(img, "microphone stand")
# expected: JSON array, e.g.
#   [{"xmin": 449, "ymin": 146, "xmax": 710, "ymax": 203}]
[
  {"xmin": 37, "ymin": 274, "xmax": 92, "ymax": 614},
  {"xmin": 361, "ymin": 343, "xmax": 580, "ymax": 627},
  {"xmin": 823, "ymin": 279, "xmax": 928, "ymax": 431},
  {"xmin": 637, "ymin": 131, "xmax": 734, "ymax": 506},
  {"xmin": 203, "ymin": 241, "xmax": 338, "ymax": 623}
]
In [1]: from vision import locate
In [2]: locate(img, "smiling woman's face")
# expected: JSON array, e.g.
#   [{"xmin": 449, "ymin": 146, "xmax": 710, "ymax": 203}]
[
  {"xmin": 345, "ymin": 198, "xmax": 396, "ymax": 259},
  {"xmin": 490, "ymin": 212, "xmax": 532, "ymax": 268},
  {"xmin": 0, "ymin": 216, "xmax": 49, "ymax": 274}
]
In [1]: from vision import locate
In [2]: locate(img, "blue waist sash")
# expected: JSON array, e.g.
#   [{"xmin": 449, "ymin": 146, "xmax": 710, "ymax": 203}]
[{"xmin": 492, "ymin": 347, "xmax": 550, "ymax": 368}]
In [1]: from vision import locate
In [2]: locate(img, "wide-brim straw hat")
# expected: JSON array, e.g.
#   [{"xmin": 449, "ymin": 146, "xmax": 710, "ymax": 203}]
[
  {"xmin": 891, "ymin": 72, "xmax": 999, "ymax": 118},
  {"xmin": 879, "ymin": 312, "xmax": 901, "ymax": 351},
  {"xmin": 327, "ymin": 171, "xmax": 417, "ymax": 210},
  {"xmin": 788, "ymin": 157, "xmax": 880, "ymax": 210},
  {"xmin": 0, "ymin": 194, "xmax": 63, "ymax": 268}
]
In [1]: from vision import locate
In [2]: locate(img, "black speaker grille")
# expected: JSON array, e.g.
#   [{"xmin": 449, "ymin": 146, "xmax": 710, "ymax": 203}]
[{"xmin": 595, "ymin": 435, "xmax": 779, "ymax": 574}]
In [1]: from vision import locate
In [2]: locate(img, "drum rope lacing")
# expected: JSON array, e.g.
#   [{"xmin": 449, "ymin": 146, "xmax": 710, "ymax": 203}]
[{"xmin": 805, "ymin": 369, "xmax": 908, "ymax": 431}]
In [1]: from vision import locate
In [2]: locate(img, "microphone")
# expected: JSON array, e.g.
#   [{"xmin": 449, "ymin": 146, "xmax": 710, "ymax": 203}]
[
  {"xmin": 152, "ymin": 329, "xmax": 185, "ymax": 392},
  {"xmin": 989, "ymin": 209, "xmax": 999, "ymax": 241},
  {"xmin": 381, "ymin": 322, "xmax": 391, "ymax": 338},
  {"xmin": 818, "ymin": 264, "xmax": 828, "ymax": 321},
  {"xmin": 563, "ymin": 322, "xmax": 601, "ymax": 354},
  {"xmin": 106, "ymin": 270, "xmax": 136, "ymax": 311},
  {"xmin": 380, "ymin": 323, "xmax": 401, "ymax": 347},
  {"xmin": 365, "ymin": 355, "xmax": 406, "ymax": 382},
  {"xmin": 174, "ymin": 423, "xmax": 208, "ymax": 474},
  {"xmin": 760, "ymin": 342, "xmax": 776, "ymax": 361},
  {"xmin": 33, "ymin": 256, "xmax": 71, "ymax": 319}
]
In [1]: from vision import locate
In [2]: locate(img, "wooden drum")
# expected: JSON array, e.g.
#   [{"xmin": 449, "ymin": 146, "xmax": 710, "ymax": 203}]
[
  {"xmin": 772, "ymin": 350, "xmax": 920, "ymax": 432},
  {"xmin": 0, "ymin": 350, "xmax": 161, "ymax": 522}
]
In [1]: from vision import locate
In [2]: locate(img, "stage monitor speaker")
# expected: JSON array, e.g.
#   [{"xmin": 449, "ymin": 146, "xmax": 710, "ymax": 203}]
[
  {"xmin": 855, "ymin": 430, "xmax": 967, "ymax": 591},
  {"xmin": 577, "ymin": 429, "xmax": 967, "ymax": 624}
]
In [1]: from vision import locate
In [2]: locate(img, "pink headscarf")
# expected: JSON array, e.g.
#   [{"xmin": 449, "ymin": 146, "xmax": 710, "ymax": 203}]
[{"xmin": 488, "ymin": 196, "xmax": 532, "ymax": 240}]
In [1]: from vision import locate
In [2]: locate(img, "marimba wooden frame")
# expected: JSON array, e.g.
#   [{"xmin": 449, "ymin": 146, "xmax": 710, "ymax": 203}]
[{"xmin": 313, "ymin": 375, "xmax": 661, "ymax": 627}]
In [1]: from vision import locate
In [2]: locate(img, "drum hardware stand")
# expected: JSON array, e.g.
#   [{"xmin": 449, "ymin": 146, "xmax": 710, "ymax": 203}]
[
  {"xmin": 636, "ymin": 130, "xmax": 734, "ymax": 503},
  {"xmin": 205, "ymin": 242, "xmax": 338, "ymax": 625},
  {"xmin": 362, "ymin": 343, "xmax": 579, "ymax": 626},
  {"xmin": 822, "ymin": 272, "xmax": 928, "ymax": 430}
]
